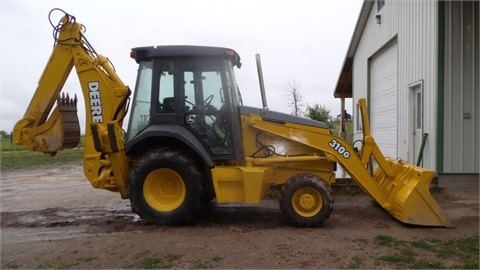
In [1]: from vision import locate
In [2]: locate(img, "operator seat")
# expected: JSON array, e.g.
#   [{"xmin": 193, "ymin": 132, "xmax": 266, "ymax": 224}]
[{"xmin": 162, "ymin": 97, "xmax": 176, "ymax": 112}]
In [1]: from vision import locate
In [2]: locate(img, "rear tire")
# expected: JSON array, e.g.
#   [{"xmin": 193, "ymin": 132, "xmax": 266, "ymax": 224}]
[
  {"xmin": 128, "ymin": 148, "xmax": 205, "ymax": 225},
  {"xmin": 279, "ymin": 173, "xmax": 333, "ymax": 227}
]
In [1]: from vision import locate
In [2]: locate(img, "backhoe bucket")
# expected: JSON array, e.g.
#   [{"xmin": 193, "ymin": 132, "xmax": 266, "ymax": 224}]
[
  {"xmin": 374, "ymin": 158, "xmax": 452, "ymax": 227},
  {"xmin": 56, "ymin": 93, "xmax": 81, "ymax": 149},
  {"xmin": 26, "ymin": 93, "xmax": 80, "ymax": 154}
]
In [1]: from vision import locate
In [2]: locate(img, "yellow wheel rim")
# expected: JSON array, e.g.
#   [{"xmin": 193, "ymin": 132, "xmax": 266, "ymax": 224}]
[
  {"xmin": 143, "ymin": 168, "xmax": 186, "ymax": 212},
  {"xmin": 291, "ymin": 186, "xmax": 323, "ymax": 218}
]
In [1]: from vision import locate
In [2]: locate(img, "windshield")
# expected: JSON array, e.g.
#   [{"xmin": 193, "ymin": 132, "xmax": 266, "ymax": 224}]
[{"xmin": 126, "ymin": 61, "xmax": 153, "ymax": 141}]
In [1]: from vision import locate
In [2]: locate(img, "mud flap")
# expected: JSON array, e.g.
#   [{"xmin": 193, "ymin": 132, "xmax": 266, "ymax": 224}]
[{"xmin": 374, "ymin": 158, "xmax": 452, "ymax": 227}]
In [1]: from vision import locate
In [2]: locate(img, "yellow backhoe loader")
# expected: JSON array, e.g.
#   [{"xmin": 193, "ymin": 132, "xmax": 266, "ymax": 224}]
[{"xmin": 13, "ymin": 9, "xmax": 451, "ymax": 227}]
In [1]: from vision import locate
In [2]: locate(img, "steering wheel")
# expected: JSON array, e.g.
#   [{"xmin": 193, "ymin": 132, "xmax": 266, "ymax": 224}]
[
  {"xmin": 203, "ymin": 94, "xmax": 214, "ymax": 107},
  {"xmin": 185, "ymin": 99, "xmax": 195, "ymax": 109},
  {"xmin": 185, "ymin": 95, "xmax": 215, "ymax": 112}
]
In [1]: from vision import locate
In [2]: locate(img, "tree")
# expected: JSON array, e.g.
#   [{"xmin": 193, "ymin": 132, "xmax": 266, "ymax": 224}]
[
  {"xmin": 0, "ymin": 130, "xmax": 10, "ymax": 139},
  {"xmin": 284, "ymin": 80, "xmax": 304, "ymax": 116},
  {"xmin": 305, "ymin": 103, "xmax": 332, "ymax": 127}
]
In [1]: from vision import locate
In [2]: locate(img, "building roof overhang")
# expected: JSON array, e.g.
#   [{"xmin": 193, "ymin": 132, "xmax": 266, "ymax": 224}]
[{"xmin": 333, "ymin": 0, "xmax": 374, "ymax": 98}]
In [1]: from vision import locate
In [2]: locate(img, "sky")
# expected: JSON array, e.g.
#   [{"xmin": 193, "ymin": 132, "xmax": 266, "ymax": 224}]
[{"xmin": 0, "ymin": 0, "xmax": 363, "ymax": 134}]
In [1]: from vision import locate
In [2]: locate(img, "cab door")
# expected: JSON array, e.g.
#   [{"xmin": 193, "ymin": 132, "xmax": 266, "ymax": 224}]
[{"xmin": 181, "ymin": 57, "xmax": 242, "ymax": 161}]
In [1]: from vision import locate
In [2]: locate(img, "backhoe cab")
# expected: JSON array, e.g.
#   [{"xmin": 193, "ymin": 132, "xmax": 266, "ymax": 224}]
[
  {"xmin": 126, "ymin": 46, "xmax": 245, "ymax": 164},
  {"xmin": 13, "ymin": 9, "xmax": 451, "ymax": 228}
]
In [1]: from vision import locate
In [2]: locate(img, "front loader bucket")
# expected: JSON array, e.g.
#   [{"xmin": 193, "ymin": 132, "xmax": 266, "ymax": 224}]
[{"xmin": 373, "ymin": 158, "xmax": 452, "ymax": 227}]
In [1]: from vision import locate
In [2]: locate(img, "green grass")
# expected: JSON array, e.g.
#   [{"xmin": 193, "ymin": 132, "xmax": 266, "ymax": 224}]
[
  {"xmin": 190, "ymin": 258, "xmax": 222, "ymax": 269},
  {"xmin": 348, "ymin": 255, "xmax": 363, "ymax": 269},
  {"xmin": 377, "ymin": 249, "xmax": 417, "ymax": 264},
  {"xmin": 0, "ymin": 137, "xmax": 28, "ymax": 151},
  {"xmin": 141, "ymin": 254, "xmax": 183, "ymax": 269},
  {"xmin": 0, "ymin": 137, "xmax": 85, "ymax": 170},
  {"xmin": 373, "ymin": 235, "xmax": 479, "ymax": 269},
  {"xmin": 411, "ymin": 239, "xmax": 437, "ymax": 251},
  {"xmin": 141, "ymin": 257, "xmax": 162, "ymax": 269},
  {"xmin": 330, "ymin": 121, "xmax": 354, "ymax": 144},
  {"xmin": 0, "ymin": 147, "xmax": 83, "ymax": 170},
  {"xmin": 1, "ymin": 136, "xmax": 85, "ymax": 151},
  {"xmin": 375, "ymin": 235, "xmax": 401, "ymax": 246},
  {"xmin": 411, "ymin": 260, "xmax": 447, "ymax": 269},
  {"xmin": 138, "ymin": 255, "xmax": 221, "ymax": 269}
]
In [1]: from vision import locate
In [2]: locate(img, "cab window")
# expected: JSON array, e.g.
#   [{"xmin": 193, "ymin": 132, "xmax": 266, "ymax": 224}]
[{"xmin": 126, "ymin": 61, "xmax": 153, "ymax": 141}]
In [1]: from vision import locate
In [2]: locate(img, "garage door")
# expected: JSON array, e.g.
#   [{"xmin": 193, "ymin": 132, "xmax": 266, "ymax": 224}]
[{"xmin": 370, "ymin": 41, "xmax": 398, "ymax": 158}]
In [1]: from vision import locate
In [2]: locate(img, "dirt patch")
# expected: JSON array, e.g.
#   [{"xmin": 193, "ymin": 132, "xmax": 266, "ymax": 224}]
[{"xmin": 1, "ymin": 164, "xmax": 478, "ymax": 269}]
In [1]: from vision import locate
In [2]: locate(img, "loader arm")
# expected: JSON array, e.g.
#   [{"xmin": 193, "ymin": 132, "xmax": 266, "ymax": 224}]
[
  {"xmin": 245, "ymin": 98, "xmax": 451, "ymax": 227},
  {"xmin": 13, "ymin": 9, "xmax": 131, "ymax": 198}
]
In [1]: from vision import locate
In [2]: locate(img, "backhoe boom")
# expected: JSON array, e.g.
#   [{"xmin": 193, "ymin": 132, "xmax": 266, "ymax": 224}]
[{"xmin": 13, "ymin": 9, "xmax": 131, "ymax": 197}]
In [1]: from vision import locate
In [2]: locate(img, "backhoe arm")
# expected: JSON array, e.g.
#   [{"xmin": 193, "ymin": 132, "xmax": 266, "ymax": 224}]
[
  {"xmin": 12, "ymin": 13, "xmax": 80, "ymax": 154},
  {"xmin": 13, "ymin": 9, "xmax": 131, "ymax": 198}
]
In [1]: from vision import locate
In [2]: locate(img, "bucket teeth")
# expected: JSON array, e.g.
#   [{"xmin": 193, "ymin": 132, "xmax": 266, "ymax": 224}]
[
  {"xmin": 56, "ymin": 92, "xmax": 80, "ymax": 149},
  {"xmin": 57, "ymin": 93, "xmax": 78, "ymax": 111}
]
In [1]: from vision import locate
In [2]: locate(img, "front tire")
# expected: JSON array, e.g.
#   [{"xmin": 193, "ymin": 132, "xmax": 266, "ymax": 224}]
[
  {"xmin": 128, "ymin": 148, "xmax": 205, "ymax": 225},
  {"xmin": 279, "ymin": 173, "xmax": 333, "ymax": 227}
]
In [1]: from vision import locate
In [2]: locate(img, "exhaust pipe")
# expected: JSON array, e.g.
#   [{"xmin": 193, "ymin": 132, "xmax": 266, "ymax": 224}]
[{"xmin": 255, "ymin": 53, "xmax": 268, "ymax": 110}]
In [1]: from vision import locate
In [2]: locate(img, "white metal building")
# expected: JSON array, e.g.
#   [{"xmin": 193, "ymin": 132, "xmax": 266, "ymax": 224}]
[{"xmin": 334, "ymin": 0, "xmax": 479, "ymax": 174}]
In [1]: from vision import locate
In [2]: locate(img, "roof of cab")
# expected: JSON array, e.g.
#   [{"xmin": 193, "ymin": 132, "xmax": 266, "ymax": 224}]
[{"xmin": 131, "ymin": 45, "xmax": 241, "ymax": 67}]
